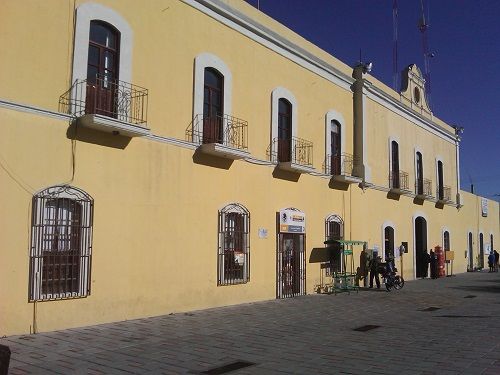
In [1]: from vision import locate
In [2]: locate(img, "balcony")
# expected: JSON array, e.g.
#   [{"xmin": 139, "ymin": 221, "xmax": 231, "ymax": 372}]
[
  {"xmin": 186, "ymin": 114, "xmax": 249, "ymax": 160},
  {"xmin": 324, "ymin": 153, "xmax": 361, "ymax": 184},
  {"xmin": 59, "ymin": 75, "xmax": 149, "ymax": 137},
  {"xmin": 415, "ymin": 178, "xmax": 433, "ymax": 199},
  {"xmin": 437, "ymin": 185, "xmax": 452, "ymax": 203},
  {"xmin": 270, "ymin": 136, "xmax": 315, "ymax": 174},
  {"xmin": 388, "ymin": 170, "xmax": 411, "ymax": 194}
]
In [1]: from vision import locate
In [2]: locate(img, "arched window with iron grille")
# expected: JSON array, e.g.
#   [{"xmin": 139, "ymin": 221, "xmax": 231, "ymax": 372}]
[
  {"xmin": 443, "ymin": 231, "xmax": 450, "ymax": 251},
  {"xmin": 29, "ymin": 186, "xmax": 93, "ymax": 301},
  {"xmin": 325, "ymin": 214, "xmax": 344, "ymax": 273},
  {"xmin": 218, "ymin": 203, "xmax": 250, "ymax": 285}
]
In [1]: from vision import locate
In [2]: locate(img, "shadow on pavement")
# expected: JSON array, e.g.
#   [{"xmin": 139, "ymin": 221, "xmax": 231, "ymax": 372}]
[{"xmin": 449, "ymin": 285, "xmax": 500, "ymax": 293}]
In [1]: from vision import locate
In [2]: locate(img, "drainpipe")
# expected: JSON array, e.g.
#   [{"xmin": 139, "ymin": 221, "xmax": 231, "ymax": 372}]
[{"xmin": 453, "ymin": 126, "xmax": 463, "ymax": 207}]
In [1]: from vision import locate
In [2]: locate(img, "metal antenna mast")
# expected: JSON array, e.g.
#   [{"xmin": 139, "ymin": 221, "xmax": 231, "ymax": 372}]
[
  {"xmin": 418, "ymin": 0, "xmax": 434, "ymax": 108},
  {"xmin": 392, "ymin": 0, "xmax": 399, "ymax": 91}
]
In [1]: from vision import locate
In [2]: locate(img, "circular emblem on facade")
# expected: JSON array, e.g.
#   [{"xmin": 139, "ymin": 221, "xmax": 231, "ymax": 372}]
[{"xmin": 414, "ymin": 87, "xmax": 421, "ymax": 104}]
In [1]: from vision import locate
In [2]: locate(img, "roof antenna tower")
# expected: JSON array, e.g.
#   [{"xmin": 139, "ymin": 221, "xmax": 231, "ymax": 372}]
[
  {"xmin": 418, "ymin": 0, "xmax": 434, "ymax": 108},
  {"xmin": 392, "ymin": 0, "xmax": 399, "ymax": 91}
]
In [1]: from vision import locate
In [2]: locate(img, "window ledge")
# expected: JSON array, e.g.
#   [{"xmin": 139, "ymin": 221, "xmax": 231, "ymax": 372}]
[
  {"xmin": 198, "ymin": 143, "xmax": 250, "ymax": 160},
  {"xmin": 416, "ymin": 193, "xmax": 434, "ymax": 200},
  {"xmin": 331, "ymin": 174, "xmax": 362, "ymax": 184},
  {"xmin": 437, "ymin": 197, "xmax": 453, "ymax": 204},
  {"xmin": 77, "ymin": 114, "xmax": 150, "ymax": 137},
  {"xmin": 389, "ymin": 187, "xmax": 412, "ymax": 195},
  {"xmin": 277, "ymin": 161, "xmax": 315, "ymax": 174}
]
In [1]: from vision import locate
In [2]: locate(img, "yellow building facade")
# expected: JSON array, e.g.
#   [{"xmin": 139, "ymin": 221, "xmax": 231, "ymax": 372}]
[{"xmin": 0, "ymin": 0, "xmax": 498, "ymax": 336}]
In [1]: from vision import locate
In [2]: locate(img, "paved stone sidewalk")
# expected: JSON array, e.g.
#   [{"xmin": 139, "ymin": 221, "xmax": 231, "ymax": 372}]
[{"xmin": 2, "ymin": 271, "xmax": 500, "ymax": 374}]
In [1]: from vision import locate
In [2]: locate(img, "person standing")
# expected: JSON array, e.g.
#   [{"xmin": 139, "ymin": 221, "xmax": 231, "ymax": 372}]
[
  {"xmin": 421, "ymin": 249, "xmax": 430, "ymax": 279},
  {"xmin": 488, "ymin": 251, "xmax": 495, "ymax": 273},
  {"xmin": 359, "ymin": 245, "xmax": 369, "ymax": 287},
  {"xmin": 494, "ymin": 250, "xmax": 499, "ymax": 272},
  {"xmin": 430, "ymin": 249, "xmax": 437, "ymax": 279},
  {"xmin": 369, "ymin": 255, "xmax": 381, "ymax": 289}
]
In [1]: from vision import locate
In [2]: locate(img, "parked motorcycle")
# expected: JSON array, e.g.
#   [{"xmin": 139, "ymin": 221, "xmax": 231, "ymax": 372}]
[{"xmin": 378, "ymin": 263, "xmax": 404, "ymax": 291}]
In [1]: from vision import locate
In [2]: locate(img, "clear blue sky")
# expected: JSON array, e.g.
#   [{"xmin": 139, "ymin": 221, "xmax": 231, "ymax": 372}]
[{"xmin": 245, "ymin": 0, "xmax": 500, "ymax": 201}]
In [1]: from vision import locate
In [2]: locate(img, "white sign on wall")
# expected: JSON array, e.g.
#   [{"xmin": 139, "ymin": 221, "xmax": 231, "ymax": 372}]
[
  {"xmin": 481, "ymin": 198, "xmax": 488, "ymax": 217},
  {"xmin": 279, "ymin": 209, "xmax": 305, "ymax": 233}
]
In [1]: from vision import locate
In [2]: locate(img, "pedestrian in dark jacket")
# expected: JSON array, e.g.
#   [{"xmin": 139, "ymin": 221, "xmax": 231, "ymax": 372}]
[
  {"xmin": 421, "ymin": 249, "xmax": 430, "ymax": 278},
  {"xmin": 495, "ymin": 250, "xmax": 499, "ymax": 272},
  {"xmin": 430, "ymin": 250, "xmax": 437, "ymax": 279},
  {"xmin": 369, "ymin": 256, "xmax": 381, "ymax": 289},
  {"xmin": 488, "ymin": 252, "xmax": 495, "ymax": 272}
]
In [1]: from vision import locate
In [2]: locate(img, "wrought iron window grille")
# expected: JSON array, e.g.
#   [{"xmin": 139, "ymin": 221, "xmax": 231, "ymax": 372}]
[
  {"xmin": 217, "ymin": 204, "xmax": 250, "ymax": 286},
  {"xmin": 323, "ymin": 153, "xmax": 357, "ymax": 176},
  {"xmin": 186, "ymin": 114, "xmax": 248, "ymax": 151},
  {"xmin": 29, "ymin": 185, "xmax": 93, "ymax": 302},
  {"xmin": 437, "ymin": 185, "xmax": 451, "ymax": 202},
  {"xmin": 416, "ymin": 178, "xmax": 433, "ymax": 197},
  {"xmin": 269, "ymin": 136, "xmax": 313, "ymax": 166},
  {"xmin": 59, "ymin": 74, "xmax": 148, "ymax": 125},
  {"xmin": 389, "ymin": 170, "xmax": 409, "ymax": 191}
]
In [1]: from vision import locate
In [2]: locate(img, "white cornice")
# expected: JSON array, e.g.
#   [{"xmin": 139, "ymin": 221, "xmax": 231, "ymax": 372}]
[
  {"xmin": 0, "ymin": 99, "xmax": 71, "ymax": 121},
  {"xmin": 363, "ymin": 80, "xmax": 456, "ymax": 144},
  {"xmin": 183, "ymin": 0, "xmax": 354, "ymax": 91}
]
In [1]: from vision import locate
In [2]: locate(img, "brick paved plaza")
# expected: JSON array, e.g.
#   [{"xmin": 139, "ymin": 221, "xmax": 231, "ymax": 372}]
[{"xmin": 2, "ymin": 271, "xmax": 499, "ymax": 374}]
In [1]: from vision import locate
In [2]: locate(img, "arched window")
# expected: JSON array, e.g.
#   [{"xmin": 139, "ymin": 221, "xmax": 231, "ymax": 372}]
[
  {"xmin": 391, "ymin": 141, "xmax": 400, "ymax": 188},
  {"xmin": 85, "ymin": 21, "xmax": 120, "ymax": 117},
  {"xmin": 384, "ymin": 226, "xmax": 395, "ymax": 260},
  {"xmin": 437, "ymin": 160, "xmax": 444, "ymax": 200},
  {"xmin": 416, "ymin": 151, "xmax": 423, "ymax": 195},
  {"xmin": 218, "ymin": 203, "xmax": 250, "ymax": 285},
  {"xmin": 278, "ymin": 98, "xmax": 292, "ymax": 162},
  {"xmin": 443, "ymin": 231, "xmax": 450, "ymax": 251},
  {"xmin": 330, "ymin": 120, "xmax": 342, "ymax": 175},
  {"xmin": 325, "ymin": 215, "xmax": 344, "ymax": 273},
  {"xmin": 203, "ymin": 68, "xmax": 224, "ymax": 144},
  {"xmin": 29, "ymin": 186, "xmax": 93, "ymax": 301},
  {"xmin": 325, "ymin": 214, "xmax": 344, "ymax": 240}
]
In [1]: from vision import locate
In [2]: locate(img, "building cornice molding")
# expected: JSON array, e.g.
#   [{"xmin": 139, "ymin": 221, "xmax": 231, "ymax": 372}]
[
  {"xmin": 0, "ymin": 98, "xmax": 71, "ymax": 121},
  {"xmin": 184, "ymin": 0, "xmax": 354, "ymax": 92},
  {"xmin": 363, "ymin": 80, "xmax": 456, "ymax": 144}
]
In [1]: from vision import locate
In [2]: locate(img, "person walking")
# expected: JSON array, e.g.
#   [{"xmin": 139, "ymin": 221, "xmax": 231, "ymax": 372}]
[
  {"xmin": 358, "ymin": 246, "xmax": 369, "ymax": 287},
  {"xmin": 488, "ymin": 251, "xmax": 495, "ymax": 273},
  {"xmin": 369, "ymin": 255, "xmax": 381, "ymax": 289},
  {"xmin": 494, "ymin": 250, "xmax": 499, "ymax": 272}
]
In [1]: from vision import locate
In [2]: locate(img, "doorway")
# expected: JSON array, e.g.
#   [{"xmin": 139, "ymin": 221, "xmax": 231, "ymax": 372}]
[
  {"xmin": 479, "ymin": 233, "xmax": 484, "ymax": 269},
  {"xmin": 277, "ymin": 232, "xmax": 305, "ymax": 298},
  {"xmin": 415, "ymin": 216, "xmax": 427, "ymax": 278},
  {"xmin": 468, "ymin": 232, "xmax": 474, "ymax": 271}
]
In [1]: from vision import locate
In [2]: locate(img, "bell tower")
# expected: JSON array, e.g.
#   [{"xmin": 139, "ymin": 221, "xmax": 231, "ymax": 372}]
[{"xmin": 400, "ymin": 64, "xmax": 432, "ymax": 117}]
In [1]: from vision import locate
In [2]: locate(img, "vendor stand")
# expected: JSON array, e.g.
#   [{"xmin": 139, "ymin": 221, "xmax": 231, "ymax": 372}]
[{"xmin": 323, "ymin": 239, "xmax": 367, "ymax": 294}]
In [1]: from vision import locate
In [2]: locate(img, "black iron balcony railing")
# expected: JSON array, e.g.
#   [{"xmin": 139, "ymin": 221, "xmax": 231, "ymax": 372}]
[
  {"xmin": 186, "ymin": 114, "xmax": 248, "ymax": 151},
  {"xmin": 59, "ymin": 74, "xmax": 148, "ymax": 125},
  {"xmin": 271, "ymin": 136, "xmax": 313, "ymax": 167},
  {"xmin": 389, "ymin": 170, "xmax": 409, "ymax": 191},
  {"xmin": 416, "ymin": 178, "xmax": 433, "ymax": 196},
  {"xmin": 324, "ymin": 153, "xmax": 356, "ymax": 176},
  {"xmin": 437, "ymin": 185, "xmax": 451, "ymax": 202}
]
